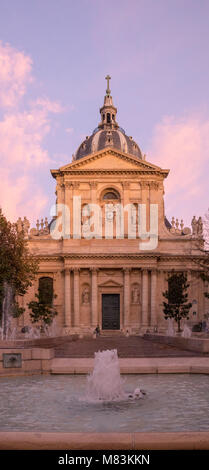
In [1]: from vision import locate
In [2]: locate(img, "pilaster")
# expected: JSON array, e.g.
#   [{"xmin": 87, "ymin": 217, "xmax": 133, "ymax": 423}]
[
  {"xmin": 64, "ymin": 268, "xmax": 71, "ymax": 327},
  {"xmin": 91, "ymin": 267, "xmax": 99, "ymax": 327},
  {"xmin": 124, "ymin": 267, "xmax": 130, "ymax": 327},
  {"xmin": 142, "ymin": 269, "xmax": 149, "ymax": 327},
  {"xmin": 150, "ymin": 269, "xmax": 157, "ymax": 326},
  {"xmin": 73, "ymin": 268, "xmax": 80, "ymax": 327}
]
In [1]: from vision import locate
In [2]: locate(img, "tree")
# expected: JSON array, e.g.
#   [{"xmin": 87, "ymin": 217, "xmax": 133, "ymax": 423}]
[
  {"xmin": 0, "ymin": 209, "xmax": 38, "ymax": 336},
  {"xmin": 28, "ymin": 290, "xmax": 57, "ymax": 329},
  {"xmin": 162, "ymin": 271, "xmax": 192, "ymax": 333}
]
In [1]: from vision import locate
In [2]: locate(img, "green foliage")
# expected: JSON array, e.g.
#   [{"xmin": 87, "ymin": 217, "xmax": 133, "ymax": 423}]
[
  {"xmin": 200, "ymin": 271, "xmax": 209, "ymax": 299},
  {"xmin": 38, "ymin": 277, "xmax": 54, "ymax": 305},
  {"xmin": 12, "ymin": 301, "xmax": 26, "ymax": 319},
  {"xmin": 0, "ymin": 209, "xmax": 39, "ymax": 320},
  {"xmin": 28, "ymin": 290, "xmax": 57, "ymax": 327},
  {"xmin": 162, "ymin": 271, "xmax": 192, "ymax": 332}
]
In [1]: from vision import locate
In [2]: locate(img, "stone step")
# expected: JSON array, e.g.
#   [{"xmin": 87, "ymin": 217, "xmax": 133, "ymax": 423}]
[
  {"xmin": 100, "ymin": 330, "xmax": 124, "ymax": 337},
  {"xmin": 54, "ymin": 336, "xmax": 203, "ymax": 359}
]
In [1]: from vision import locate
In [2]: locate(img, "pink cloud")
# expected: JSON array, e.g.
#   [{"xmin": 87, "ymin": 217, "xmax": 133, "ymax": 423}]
[
  {"xmin": 0, "ymin": 41, "xmax": 33, "ymax": 108},
  {"xmin": 33, "ymin": 96, "xmax": 64, "ymax": 114},
  {"xmin": 0, "ymin": 168, "xmax": 48, "ymax": 223},
  {"xmin": 149, "ymin": 114, "xmax": 209, "ymax": 225},
  {"xmin": 0, "ymin": 41, "xmax": 63, "ymax": 224}
]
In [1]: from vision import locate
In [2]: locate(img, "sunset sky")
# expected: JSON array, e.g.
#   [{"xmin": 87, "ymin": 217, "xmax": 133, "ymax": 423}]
[{"xmin": 0, "ymin": 0, "xmax": 209, "ymax": 228}]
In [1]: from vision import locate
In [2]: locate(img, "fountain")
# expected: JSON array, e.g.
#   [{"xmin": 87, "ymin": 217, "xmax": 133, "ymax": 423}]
[
  {"xmin": 166, "ymin": 318, "xmax": 175, "ymax": 336},
  {"xmin": 43, "ymin": 318, "xmax": 62, "ymax": 337},
  {"xmin": 1, "ymin": 282, "xmax": 14, "ymax": 340},
  {"xmin": 182, "ymin": 324, "xmax": 192, "ymax": 338},
  {"xmin": 25, "ymin": 326, "xmax": 41, "ymax": 339},
  {"xmin": 86, "ymin": 349, "xmax": 145, "ymax": 402}
]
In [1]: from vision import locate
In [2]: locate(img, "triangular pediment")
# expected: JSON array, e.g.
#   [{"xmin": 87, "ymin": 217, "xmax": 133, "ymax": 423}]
[
  {"xmin": 98, "ymin": 278, "xmax": 123, "ymax": 288},
  {"xmin": 51, "ymin": 148, "xmax": 169, "ymax": 177}
]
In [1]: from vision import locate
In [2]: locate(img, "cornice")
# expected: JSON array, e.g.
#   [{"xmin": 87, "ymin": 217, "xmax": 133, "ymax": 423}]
[
  {"xmin": 52, "ymin": 169, "xmax": 168, "ymax": 177},
  {"xmin": 35, "ymin": 252, "xmax": 207, "ymax": 262},
  {"xmin": 51, "ymin": 148, "xmax": 169, "ymax": 179}
]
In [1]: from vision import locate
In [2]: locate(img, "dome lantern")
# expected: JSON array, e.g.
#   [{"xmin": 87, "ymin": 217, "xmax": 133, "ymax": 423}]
[
  {"xmin": 98, "ymin": 75, "xmax": 119, "ymax": 130},
  {"xmin": 74, "ymin": 76, "xmax": 143, "ymax": 160}
]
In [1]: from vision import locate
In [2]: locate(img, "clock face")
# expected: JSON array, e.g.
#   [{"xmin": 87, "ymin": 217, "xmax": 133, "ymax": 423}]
[
  {"xmin": 106, "ymin": 210, "xmax": 114, "ymax": 221},
  {"xmin": 105, "ymin": 203, "xmax": 114, "ymax": 222}
]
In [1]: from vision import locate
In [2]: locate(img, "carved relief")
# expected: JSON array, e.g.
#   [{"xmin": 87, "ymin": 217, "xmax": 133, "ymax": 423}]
[{"xmin": 103, "ymin": 270, "xmax": 116, "ymax": 276}]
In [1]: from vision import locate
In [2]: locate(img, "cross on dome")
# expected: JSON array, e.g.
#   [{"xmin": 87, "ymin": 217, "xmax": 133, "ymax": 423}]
[
  {"xmin": 105, "ymin": 75, "xmax": 111, "ymax": 95},
  {"xmin": 73, "ymin": 76, "xmax": 143, "ymax": 160}
]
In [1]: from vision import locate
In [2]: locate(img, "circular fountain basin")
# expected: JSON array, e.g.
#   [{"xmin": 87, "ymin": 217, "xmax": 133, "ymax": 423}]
[{"xmin": 1, "ymin": 374, "xmax": 209, "ymax": 433}]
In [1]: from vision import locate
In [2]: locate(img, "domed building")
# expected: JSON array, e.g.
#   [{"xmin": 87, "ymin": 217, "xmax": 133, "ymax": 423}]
[
  {"xmin": 74, "ymin": 76, "xmax": 142, "ymax": 161},
  {"xmin": 16, "ymin": 77, "xmax": 208, "ymax": 334}
]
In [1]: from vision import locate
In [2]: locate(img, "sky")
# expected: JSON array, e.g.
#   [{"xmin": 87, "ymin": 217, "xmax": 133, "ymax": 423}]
[{"xmin": 0, "ymin": 0, "xmax": 209, "ymax": 228}]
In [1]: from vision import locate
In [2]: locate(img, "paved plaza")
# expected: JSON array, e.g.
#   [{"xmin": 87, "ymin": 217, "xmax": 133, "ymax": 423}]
[{"xmin": 54, "ymin": 335, "xmax": 208, "ymax": 358}]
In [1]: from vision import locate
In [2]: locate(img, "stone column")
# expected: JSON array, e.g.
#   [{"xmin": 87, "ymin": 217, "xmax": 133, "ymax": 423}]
[
  {"xmin": 91, "ymin": 268, "xmax": 98, "ymax": 327},
  {"xmin": 73, "ymin": 268, "xmax": 80, "ymax": 327},
  {"xmin": 122, "ymin": 181, "xmax": 130, "ymax": 237},
  {"xmin": 124, "ymin": 268, "xmax": 130, "ymax": 327},
  {"xmin": 65, "ymin": 182, "xmax": 73, "ymax": 238},
  {"xmin": 56, "ymin": 178, "xmax": 65, "ymax": 205},
  {"xmin": 187, "ymin": 270, "xmax": 192, "ymax": 302},
  {"xmin": 142, "ymin": 269, "xmax": 149, "ymax": 327},
  {"xmin": 150, "ymin": 269, "xmax": 157, "ymax": 326},
  {"xmin": 64, "ymin": 268, "xmax": 71, "ymax": 327},
  {"xmin": 72, "ymin": 182, "xmax": 81, "ymax": 239}
]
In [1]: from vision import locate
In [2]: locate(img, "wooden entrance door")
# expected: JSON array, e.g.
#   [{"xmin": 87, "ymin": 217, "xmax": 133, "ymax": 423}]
[{"xmin": 102, "ymin": 294, "xmax": 120, "ymax": 330}]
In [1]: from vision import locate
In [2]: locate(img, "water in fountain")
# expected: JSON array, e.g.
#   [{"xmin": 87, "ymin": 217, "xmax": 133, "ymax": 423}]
[
  {"xmin": 182, "ymin": 324, "xmax": 192, "ymax": 338},
  {"xmin": 1, "ymin": 282, "xmax": 14, "ymax": 340},
  {"xmin": 86, "ymin": 349, "xmax": 126, "ymax": 402},
  {"xmin": 86, "ymin": 349, "xmax": 145, "ymax": 402},
  {"xmin": 25, "ymin": 326, "xmax": 41, "ymax": 339},
  {"xmin": 166, "ymin": 318, "xmax": 175, "ymax": 336},
  {"xmin": 43, "ymin": 318, "xmax": 62, "ymax": 337},
  {"xmin": 7, "ymin": 326, "xmax": 17, "ymax": 340}
]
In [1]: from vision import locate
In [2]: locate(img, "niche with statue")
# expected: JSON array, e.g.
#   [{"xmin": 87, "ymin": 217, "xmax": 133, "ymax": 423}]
[{"xmin": 80, "ymin": 283, "xmax": 91, "ymax": 326}]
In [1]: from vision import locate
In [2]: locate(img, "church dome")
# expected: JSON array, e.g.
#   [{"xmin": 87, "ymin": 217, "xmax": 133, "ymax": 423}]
[
  {"xmin": 75, "ymin": 127, "xmax": 142, "ymax": 160},
  {"xmin": 74, "ymin": 76, "xmax": 143, "ymax": 161}
]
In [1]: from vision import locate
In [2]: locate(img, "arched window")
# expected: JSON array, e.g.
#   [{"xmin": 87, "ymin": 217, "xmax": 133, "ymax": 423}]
[
  {"xmin": 107, "ymin": 113, "xmax": 111, "ymax": 123},
  {"xmin": 38, "ymin": 277, "xmax": 53, "ymax": 306},
  {"xmin": 103, "ymin": 189, "xmax": 120, "ymax": 200}
]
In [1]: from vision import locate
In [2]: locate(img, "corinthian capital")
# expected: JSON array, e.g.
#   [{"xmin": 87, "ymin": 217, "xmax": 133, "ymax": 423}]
[
  {"xmin": 140, "ymin": 181, "xmax": 150, "ymax": 189},
  {"xmin": 89, "ymin": 182, "xmax": 98, "ymax": 189}
]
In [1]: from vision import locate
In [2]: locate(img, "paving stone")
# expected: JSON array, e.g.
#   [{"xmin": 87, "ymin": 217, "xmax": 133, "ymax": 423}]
[{"xmin": 54, "ymin": 336, "xmax": 208, "ymax": 358}]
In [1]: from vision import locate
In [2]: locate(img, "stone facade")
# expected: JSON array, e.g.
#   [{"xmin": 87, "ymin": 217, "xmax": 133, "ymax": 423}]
[
  {"xmin": 14, "ymin": 83, "xmax": 209, "ymax": 334},
  {"xmin": 15, "ymin": 146, "xmax": 209, "ymax": 334}
]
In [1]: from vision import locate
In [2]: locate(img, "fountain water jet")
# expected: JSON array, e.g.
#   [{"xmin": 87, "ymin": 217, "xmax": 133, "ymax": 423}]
[
  {"xmin": 86, "ymin": 349, "xmax": 144, "ymax": 402},
  {"xmin": 166, "ymin": 318, "xmax": 175, "ymax": 337},
  {"xmin": 182, "ymin": 324, "xmax": 192, "ymax": 338}
]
